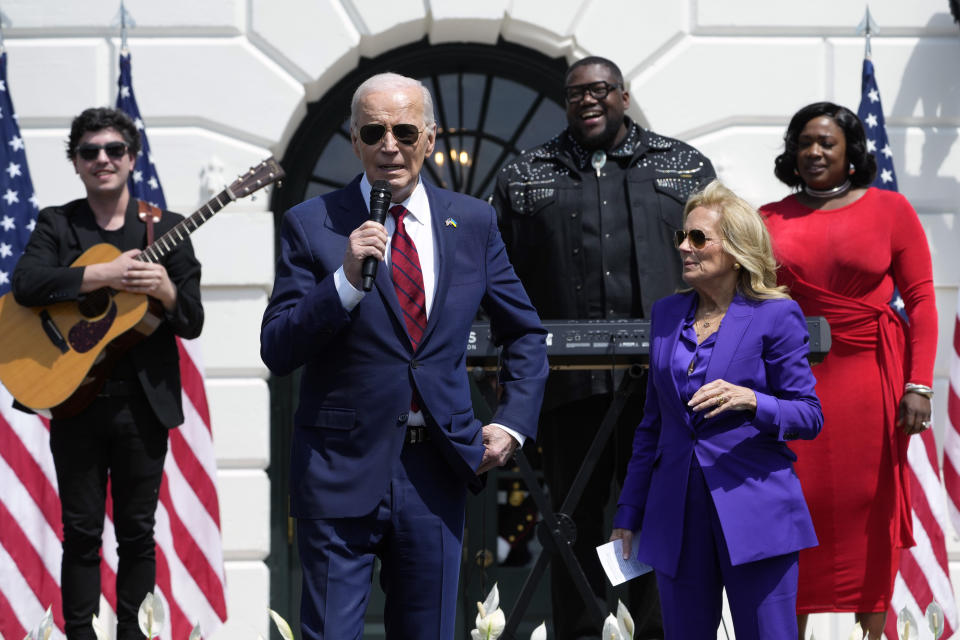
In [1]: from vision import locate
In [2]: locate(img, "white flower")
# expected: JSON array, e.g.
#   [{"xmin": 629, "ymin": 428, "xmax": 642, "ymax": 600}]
[
  {"xmin": 601, "ymin": 613, "xmax": 624, "ymax": 640},
  {"xmin": 926, "ymin": 601, "xmax": 945, "ymax": 638},
  {"xmin": 897, "ymin": 606, "xmax": 918, "ymax": 640},
  {"xmin": 188, "ymin": 622, "xmax": 203, "ymax": 640},
  {"xmin": 471, "ymin": 583, "xmax": 505, "ymax": 640},
  {"xmin": 529, "ymin": 622, "xmax": 547, "ymax": 640},
  {"xmin": 91, "ymin": 614, "xmax": 109, "ymax": 640},
  {"xmin": 37, "ymin": 607, "xmax": 53, "ymax": 640},
  {"xmin": 269, "ymin": 609, "xmax": 295, "ymax": 640},
  {"xmin": 846, "ymin": 624, "xmax": 863, "ymax": 640},
  {"xmin": 616, "ymin": 600, "xmax": 634, "ymax": 639},
  {"xmin": 138, "ymin": 592, "xmax": 167, "ymax": 638}
]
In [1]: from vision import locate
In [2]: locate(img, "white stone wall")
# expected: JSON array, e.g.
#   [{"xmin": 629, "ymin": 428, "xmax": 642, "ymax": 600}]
[{"xmin": 6, "ymin": 1, "xmax": 958, "ymax": 638}]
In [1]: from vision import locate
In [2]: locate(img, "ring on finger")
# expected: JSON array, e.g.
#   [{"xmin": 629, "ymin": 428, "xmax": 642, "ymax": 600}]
[
  {"xmin": 716, "ymin": 395, "xmax": 727, "ymax": 406},
  {"xmin": 921, "ymin": 420, "xmax": 932, "ymax": 430}
]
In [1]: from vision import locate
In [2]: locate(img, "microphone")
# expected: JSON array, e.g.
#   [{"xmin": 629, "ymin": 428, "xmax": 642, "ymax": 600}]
[{"xmin": 361, "ymin": 180, "xmax": 392, "ymax": 291}]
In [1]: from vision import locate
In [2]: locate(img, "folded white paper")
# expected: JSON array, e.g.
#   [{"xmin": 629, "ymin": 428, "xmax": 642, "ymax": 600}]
[{"xmin": 596, "ymin": 537, "xmax": 653, "ymax": 586}]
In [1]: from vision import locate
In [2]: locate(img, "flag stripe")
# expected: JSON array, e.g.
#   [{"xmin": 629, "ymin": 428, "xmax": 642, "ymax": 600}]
[
  {"xmin": 153, "ymin": 545, "xmax": 194, "ymax": 640},
  {"xmin": 0, "ymin": 499, "xmax": 64, "ymax": 629},
  {"xmin": 169, "ymin": 427, "xmax": 221, "ymax": 526},
  {"xmin": 177, "ymin": 339, "xmax": 211, "ymax": 428},
  {"xmin": 0, "ymin": 584, "xmax": 28, "ymax": 640},
  {"xmin": 0, "ymin": 414, "xmax": 62, "ymax": 535},
  {"xmin": 158, "ymin": 470, "xmax": 227, "ymax": 614}
]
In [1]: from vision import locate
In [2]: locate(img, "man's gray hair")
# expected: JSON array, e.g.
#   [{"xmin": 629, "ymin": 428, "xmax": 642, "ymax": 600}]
[{"xmin": 350, "ymin": 72, "xmax": 436, "ymax": 129}]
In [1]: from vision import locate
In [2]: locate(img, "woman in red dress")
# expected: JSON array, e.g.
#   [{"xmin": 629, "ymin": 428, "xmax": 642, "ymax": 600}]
[{"xmin": 760, "ymin": 102, "xmax": 937, "ymax": 639}]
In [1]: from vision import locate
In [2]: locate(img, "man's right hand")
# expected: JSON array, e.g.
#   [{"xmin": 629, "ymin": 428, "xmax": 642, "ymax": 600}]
[{"xmin": 343, "ymin": 220, "xmax": 389, "ymax": 289}]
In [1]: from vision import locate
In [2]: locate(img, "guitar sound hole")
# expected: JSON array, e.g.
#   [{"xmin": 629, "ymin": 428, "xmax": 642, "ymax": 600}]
[{"xmin": 77, "ymin": 289, "xmax": 111, "ymax": 318}]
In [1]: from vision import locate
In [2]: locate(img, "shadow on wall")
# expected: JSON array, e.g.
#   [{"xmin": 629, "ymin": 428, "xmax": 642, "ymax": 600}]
[{"xmin": 891, "ymin": 13, "xmax": 960, "ymax": 210}]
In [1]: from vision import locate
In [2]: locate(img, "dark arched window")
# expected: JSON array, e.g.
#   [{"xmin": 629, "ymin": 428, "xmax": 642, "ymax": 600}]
[{"xmin": 275, "ymin": 39, "xmax": 568, "ymax": 211}]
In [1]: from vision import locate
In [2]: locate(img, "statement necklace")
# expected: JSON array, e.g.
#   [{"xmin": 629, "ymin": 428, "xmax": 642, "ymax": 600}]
[{"xmin": 804, "ymin": 179, "xmax": 851, "ymax": 199}]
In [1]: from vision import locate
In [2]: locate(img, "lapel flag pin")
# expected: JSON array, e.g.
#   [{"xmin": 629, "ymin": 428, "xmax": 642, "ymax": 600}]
[{"xmin": 445, "ymin": 217, "xmax": 457, "ymax": 228}]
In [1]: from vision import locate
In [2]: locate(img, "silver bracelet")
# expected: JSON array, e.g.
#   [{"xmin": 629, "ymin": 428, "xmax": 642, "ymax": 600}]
[{"xmin": 905, "ymin": 382, "xmax": 934, "ymax": 399}]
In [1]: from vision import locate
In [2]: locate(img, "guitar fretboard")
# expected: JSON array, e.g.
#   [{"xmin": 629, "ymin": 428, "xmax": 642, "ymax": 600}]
[{"xmin": 136, "ymin": 187, "xmax": 235, "ymax": 264}]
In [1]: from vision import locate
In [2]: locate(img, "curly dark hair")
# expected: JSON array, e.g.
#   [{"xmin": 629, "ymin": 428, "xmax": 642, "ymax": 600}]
[
  {"xmin": 66, "ymin": 107, "xmax": 141, "ymax": 161},
  {"xmin": 773, "ymin": 101, "xmax": 877, "ymax": 189}
]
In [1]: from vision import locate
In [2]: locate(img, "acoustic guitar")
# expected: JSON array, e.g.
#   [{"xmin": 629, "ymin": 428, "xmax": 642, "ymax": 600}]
[{"xmin": 0, "ymin": 157, "xmax": 284, "ymax": 418}]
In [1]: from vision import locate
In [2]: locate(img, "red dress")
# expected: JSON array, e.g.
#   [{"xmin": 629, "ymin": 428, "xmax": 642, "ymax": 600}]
[{"xmin": 761, "ymin": 188, "xmax": 937, "ymax": 613}]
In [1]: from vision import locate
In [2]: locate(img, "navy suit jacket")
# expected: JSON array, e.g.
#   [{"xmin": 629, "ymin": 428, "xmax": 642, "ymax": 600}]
[
  {"xmin": 261, "ymin": 176, "xmax": 548, "ymax": 519},
  {"xmin": 615, "ymin": 292, "xmax": 822, "ymax": 577}
]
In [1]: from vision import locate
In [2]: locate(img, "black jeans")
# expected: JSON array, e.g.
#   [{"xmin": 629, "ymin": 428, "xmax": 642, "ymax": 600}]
[
  {"xmin": 50, "ymin": 390, "xmax": 168, "ymax": 640},
  {"xmin": 541, "ymin": 391, "xmax": 663, "ymax": 640}
]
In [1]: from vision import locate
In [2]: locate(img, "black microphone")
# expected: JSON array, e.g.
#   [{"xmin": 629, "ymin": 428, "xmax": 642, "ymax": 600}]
[{"xmin": 361, "ymin": 180, "xmax": 392, "ymax": 291}]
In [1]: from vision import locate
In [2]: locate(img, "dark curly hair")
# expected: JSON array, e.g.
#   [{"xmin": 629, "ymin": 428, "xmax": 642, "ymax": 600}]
[
  {"xmin": 773, "ymin": 101, "xmax": 877, "ymax": 189},
  {"xmin": 66, "ymin": 107, "xmax": 141, "ymax": 161}
]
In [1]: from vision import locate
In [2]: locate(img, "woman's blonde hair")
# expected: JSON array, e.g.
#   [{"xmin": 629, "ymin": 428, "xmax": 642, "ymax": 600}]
[{"xmin": 683, "ymin": 180, "xmax": 789, "ymax": 300}]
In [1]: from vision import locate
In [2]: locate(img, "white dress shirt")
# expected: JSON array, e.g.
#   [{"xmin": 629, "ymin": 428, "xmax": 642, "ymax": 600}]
[{"xmin": 333, "ymin": 175, "xmax": 524, "ymax": 446}]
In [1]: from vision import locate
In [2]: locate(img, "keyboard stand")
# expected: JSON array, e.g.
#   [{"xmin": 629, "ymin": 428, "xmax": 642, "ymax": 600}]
[{"xmin": 501, "ymin": 363, "xmax": 646, "ymax": 639}]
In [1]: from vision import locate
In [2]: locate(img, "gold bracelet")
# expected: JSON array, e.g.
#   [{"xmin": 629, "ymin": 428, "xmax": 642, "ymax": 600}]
[{"xmin": 905, "ymin": 382, "xmax": 934, "ymax": 399}]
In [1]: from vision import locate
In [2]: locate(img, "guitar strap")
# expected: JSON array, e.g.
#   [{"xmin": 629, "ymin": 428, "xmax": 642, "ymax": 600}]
[{"xmin": 137, "ymin": 200, "xmax": 163, "ymax": 246}]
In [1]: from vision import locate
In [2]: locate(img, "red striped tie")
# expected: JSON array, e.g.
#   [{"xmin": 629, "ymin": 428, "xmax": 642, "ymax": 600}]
[{"xmin": 390, "ymin": 204, "xmax": 427, "ymax": 349}]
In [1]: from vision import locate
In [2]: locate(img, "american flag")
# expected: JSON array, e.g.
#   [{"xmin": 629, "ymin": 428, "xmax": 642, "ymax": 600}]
[
  {"xmin": 0, "ymin": 47, "xmax": 56, "ymax": 638},
  {"xmin": 858, "ymin": 56, "xmax": 960, "ymax": 640},
  {"xmin": 115, "ymin": 49, "xmax": 227, "ymax": 638}
]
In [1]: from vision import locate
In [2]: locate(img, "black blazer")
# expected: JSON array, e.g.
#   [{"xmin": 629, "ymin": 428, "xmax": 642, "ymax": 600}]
[{"xmin": 12, "ymin": 197, "xmax": 203, "ymax": 428}]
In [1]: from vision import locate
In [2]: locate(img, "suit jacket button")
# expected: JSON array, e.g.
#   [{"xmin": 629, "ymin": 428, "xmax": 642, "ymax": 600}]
[
  {"xmin": 399, "ymin": 413, "xmax": 408, "ymax": 423},
  {"xmin": 411, "ymin": 359, "xmax": 419, "ymax": 369}
]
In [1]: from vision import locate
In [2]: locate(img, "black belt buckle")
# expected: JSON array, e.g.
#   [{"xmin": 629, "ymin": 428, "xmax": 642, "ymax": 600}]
[{"xmin": 406, "ymin": 426, "xmax": 430, "ymax": 444}]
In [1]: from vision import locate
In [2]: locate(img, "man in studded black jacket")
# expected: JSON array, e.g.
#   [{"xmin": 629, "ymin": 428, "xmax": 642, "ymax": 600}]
[{"xmin": 494, "ymin": 56, "xmax": 715, "ymax": 640}]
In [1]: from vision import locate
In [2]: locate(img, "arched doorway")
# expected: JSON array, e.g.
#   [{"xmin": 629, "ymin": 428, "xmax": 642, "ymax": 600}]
[{"xmin": 268, "ymin": 39, "xmax": 568, "ymax": 639}]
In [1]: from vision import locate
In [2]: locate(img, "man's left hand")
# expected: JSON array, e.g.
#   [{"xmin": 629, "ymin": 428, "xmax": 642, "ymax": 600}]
[{"xmin": 476, "ymin": 424, "xmax": 518, "ymax": 474}]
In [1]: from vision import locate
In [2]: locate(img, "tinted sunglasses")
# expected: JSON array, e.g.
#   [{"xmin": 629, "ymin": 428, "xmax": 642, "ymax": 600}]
[
  {"xmin": 77, "ymin": 142, "xmax": 129, "ymax": 161},
  {"xmin": 358, "ymin": 123, "xmax": 422, "ymax": 146},
  {"xmin": 563, "ymin": 80, "xmax": 622, "ymax": 104},
  {"xmin": 674, "ymin": 228, "xmax": 713, "ymax": 249}
]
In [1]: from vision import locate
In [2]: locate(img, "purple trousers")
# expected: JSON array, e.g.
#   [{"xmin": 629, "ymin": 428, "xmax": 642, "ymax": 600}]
[{"xmin": 655, "ymin": 459, "xmax": 799, "ymax": 640}]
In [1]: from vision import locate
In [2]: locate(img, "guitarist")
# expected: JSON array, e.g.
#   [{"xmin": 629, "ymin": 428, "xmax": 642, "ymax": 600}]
[{"xmin": 11, "ymin": 107, "xmax": 203, "ymax": 640}]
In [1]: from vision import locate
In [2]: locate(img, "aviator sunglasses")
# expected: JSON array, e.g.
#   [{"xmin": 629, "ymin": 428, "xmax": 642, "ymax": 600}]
[
  {"xmin": 76, "ymin": 142, "xmax": 129, "ymax": 161},
  {"xmin": 674, "ymin": 228, "xmax": 716, "ymax": 250},
  {"xmin": 358, "ymin": 123, "xmax": 422, "ymax": 146}
]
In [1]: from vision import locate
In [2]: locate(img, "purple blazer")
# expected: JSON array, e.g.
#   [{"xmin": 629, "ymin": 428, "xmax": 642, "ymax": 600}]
[{"xmin": 614, "ymin": 291, "xmax": 822, "ymax": 578}]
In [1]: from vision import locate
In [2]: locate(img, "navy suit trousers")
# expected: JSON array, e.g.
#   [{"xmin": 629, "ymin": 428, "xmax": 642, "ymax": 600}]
[{"xmin": 297, "ymin": 439, "xmax": 467, "ymax": 640}]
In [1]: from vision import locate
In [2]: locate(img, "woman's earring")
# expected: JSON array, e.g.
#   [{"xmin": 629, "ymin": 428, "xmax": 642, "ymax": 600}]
[
  {"xmin": 734, "ymin": 262, "xmax": 741, "ymax": 270},
  {"xmin": 849, "ymin": 162, "xmax": 855, "ymax": 175},
  {"xmin": 793, "ymin": 168, "xmax": 800, "ymax": 176}
]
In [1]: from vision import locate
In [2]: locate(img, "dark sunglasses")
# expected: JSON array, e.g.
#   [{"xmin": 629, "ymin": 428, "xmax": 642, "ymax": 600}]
[
  {"xmin": 674, "ymin": 228, "xmax": 714, "ymax": 249},
  {"xmin": 563, "ymin": 80, "xmax": 622, "ymax": 104},
  {"xmin": 358, "ymin": 123, "xmax": 422, "ymax": 146},
  {"xmin": 77, "ymin": 142, "xmax": 129, "ymax": 161}
]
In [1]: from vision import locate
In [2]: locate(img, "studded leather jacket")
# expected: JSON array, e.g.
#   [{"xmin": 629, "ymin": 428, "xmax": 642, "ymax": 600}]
[{"xmin": 494, "ymin": 120, "xmax": 715, "ymax": 407}]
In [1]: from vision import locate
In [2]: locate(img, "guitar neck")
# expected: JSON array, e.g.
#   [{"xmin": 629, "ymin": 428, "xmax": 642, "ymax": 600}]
[{"xmin": 137, "ymin": 187, "xmax": 235, "ymax": 264}]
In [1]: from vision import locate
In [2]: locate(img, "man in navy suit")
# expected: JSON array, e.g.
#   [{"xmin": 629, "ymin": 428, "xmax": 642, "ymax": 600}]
[{"xmin": 260, "ymin": 73, "xmax": 548, "ymax": 639}]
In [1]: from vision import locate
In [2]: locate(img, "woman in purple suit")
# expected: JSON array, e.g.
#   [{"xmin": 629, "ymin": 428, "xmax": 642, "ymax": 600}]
[{"xmin": 611, "ymin": 180, "xmax": 823, "ymax": 639}]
